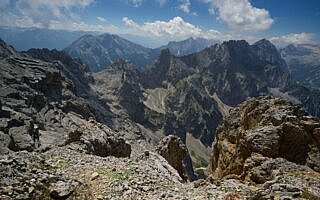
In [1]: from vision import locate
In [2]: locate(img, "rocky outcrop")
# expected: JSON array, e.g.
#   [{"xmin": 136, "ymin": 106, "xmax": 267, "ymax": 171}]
[
  {"xmin": 156, "ymin": 135, "xmax": 190, "ymax": 180},
  {"xmin": 9, "ymin": 126, "xmax": 34, "ymax": 152},
  {"xmin": 49, "ymin": 180, "xmax": 78, "ymax": 199},
  {"xmin": 0, "ymin": 46, "xmax": 65, "ymax": 152},
  {"xmin": 65, "ymin": 121, "xmax": 131, "ymax": 158},
  {"xmin": 25, "ymin": 48, "xmax": 113, "ymax": 124},
  {"xmin": 210, "ymin": 96, "xmax": 320, "ymax": 199}
]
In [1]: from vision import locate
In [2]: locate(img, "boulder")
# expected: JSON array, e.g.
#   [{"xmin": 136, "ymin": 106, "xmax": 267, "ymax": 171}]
[
  {"xmin": 65, "ymin": 125, "xmax": 131, "ymax": 158},
  {"xmin": 50, "ymin": 181, "xmax": 78, "ymax": 199},
  {"xmin": 156, "ymin": 135, "xmax": 191, "ymax": 180},
  {"xmin": 9, "ymin": 126, "xmax": 34, "ymax": 152}
]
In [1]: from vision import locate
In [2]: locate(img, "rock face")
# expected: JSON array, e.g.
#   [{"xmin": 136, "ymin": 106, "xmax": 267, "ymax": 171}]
[
  {"xmin": 210, "ymin": 96, "xmax": 320, "ymax": 199},
  {"xmin": 0, "ymin": 38, "xmax": 113, "ymax": 154}
]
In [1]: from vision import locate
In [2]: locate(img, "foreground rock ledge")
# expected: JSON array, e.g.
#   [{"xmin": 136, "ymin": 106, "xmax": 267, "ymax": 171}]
[{"xmin": 210, "ymin": 96, "xmax": 320, "ymax": 199}]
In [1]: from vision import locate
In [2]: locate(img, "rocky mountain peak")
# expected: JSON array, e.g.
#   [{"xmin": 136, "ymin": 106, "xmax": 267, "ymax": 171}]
[
  {"xmin": 98, "ymin": 33, "xmax": 121, "ymax": 44},
  {"xmin": 252, "ymin": 39, "xmax": 284, "ymax": 65},
  {"xmin": 223, "ymin": 39, "xmax": 249, "ymax": 47},
  {"xmin": 220, "ymin": 40, "xmax": 251, "ymax": 64},
  {"xmin": 253, "ymin": 38, "xmax": 274, "ymax": 48},
  {"xmin": 76, "ymin": 34, "xmax": 96, "ymax": 43},
  {"xmin": 222, "ymin": 40, "xmax": 250, "ymax": 54}
]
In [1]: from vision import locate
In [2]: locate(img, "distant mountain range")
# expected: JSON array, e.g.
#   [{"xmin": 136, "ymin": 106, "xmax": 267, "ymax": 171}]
[
  {"xmin": 2, "ymin": 27, "xmax": 320, "ymax": 93},
  {"xmin": 0, "ymin": 27, "xmax": 217, "ymax": 72},
  {"xmin": 0, "ymin": 27, "xmax": 95, "ymax": 51},
  {"xmin": 64, "ymin": 34, "xmax": 217, "ymax": 71},
  {"xmin": 154, "ymin": 37, "xmax": 216, "ymax": 57},
  {"xmin": 280, "ymin": 44, "xmax": 320, "ymax": 90}
]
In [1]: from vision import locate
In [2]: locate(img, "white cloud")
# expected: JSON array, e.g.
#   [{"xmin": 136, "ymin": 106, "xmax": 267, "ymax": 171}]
[
  {"xmin": 269, "ymin": 33, "xmax": 315, "ymax": 47},
  {"xmin": 0, "ymin": 0, "xmax": 95, "ymax": 28},
  {"xmin": 123, "ymin": 16, "xmax": 202, "ymax": 38},
  {"xmin": 122, "ymin": 16, "xmax": 233, "ymax": 43},
  {"xmin": 203, "ymin": 29, "xmax": 232, "ymax": 41},
  {"xmin": 156, "ymin": 0, "xmax": 166, "ymax": 6},
  {"xmin": 208, "ymin": 0, "xmax": 273, "ymax": 32},
  {"xmin": 208, "ymin": 7, "xmax": 215, "ymax": 15},
  {"xmin": 129, "ymin": 0, "xmax": 143, "ymax": 7},
  {"xmin": 122, "ymin": 17, "xmax": 139, "ymax": 27},
  {"xmin": 97, "ymin": 16, "xmax": 107, "ymax": 22},
  {"xmin": 179, "ymin": 0, "xmax": 191, "ymax": 13}
]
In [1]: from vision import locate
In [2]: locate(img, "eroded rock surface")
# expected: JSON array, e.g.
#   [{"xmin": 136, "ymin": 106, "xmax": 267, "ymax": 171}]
[{"xmin": 210, "ymin": 96, "xmax": 320, "ymax": 199}]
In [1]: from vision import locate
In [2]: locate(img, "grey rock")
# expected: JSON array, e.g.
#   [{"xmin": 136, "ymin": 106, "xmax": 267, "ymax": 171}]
[
  {"xmin": 66, "ymin": 125, "xmax": 131, "ymax": 158},
  {"xmin": 50, "ymin": 181, "xmax": 78, "ymax": 199},
  {"xmin": 0, "ymin": 131, "xmax": 11, "ymax": 154},
  {"xmin": 9, "ymin": 126, "xmax": 34, "ymax": 152}
]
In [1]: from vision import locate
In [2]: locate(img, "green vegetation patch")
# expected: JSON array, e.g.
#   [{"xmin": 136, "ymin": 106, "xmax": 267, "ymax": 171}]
[
  {"xmin": 52, "ymin": 156, "xmax": 70, "ymax": 170},
  {"xmin": 190, "ymin": 150, "xmax": 209, "ymax": 174},
  {"xmin": 95, "ymin": 166, "xmax": 133, "ymax": 183}
]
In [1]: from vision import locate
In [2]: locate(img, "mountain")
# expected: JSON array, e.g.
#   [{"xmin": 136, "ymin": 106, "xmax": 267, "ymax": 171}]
[
  {"xmin": 0, "ymin": 27, "xmax": 93, "ymax": 51},
  {"xmin": 64, "ymin": 33, "xmax": 155, "ymax": 72},
  {"xmin": 280, "ymin": 43, "xmax": 320, "ymax": 90},
  {"xmin": 1, "ymin": 38, "xmax": 320, "ymax": 199},
  {"xmin": 64, "ymin": 34, "xmax": 217, "ymax": 72},
  {"xmin": 154, "ymin": 37, "xmax": 216, "ymax": 57},
  {"xmin": 93, "ymin": 39, "xmax": 320, "ymax": 171}
]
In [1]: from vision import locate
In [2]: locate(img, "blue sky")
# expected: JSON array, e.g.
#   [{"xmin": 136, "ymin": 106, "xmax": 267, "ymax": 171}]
[{"xmin": 0, "ymin": 0, "xmax": 319, "ymax": 47}]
